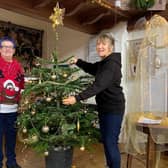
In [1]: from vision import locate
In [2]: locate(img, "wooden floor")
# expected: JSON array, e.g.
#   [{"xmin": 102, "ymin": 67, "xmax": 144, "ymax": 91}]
[{"xmin": 2, "ymin": 141, "xmax": 168, "ymax": 168}]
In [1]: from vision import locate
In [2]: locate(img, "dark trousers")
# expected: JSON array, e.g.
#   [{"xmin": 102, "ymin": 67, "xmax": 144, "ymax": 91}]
[
  {"xmin": 0, "ymin": 113, "xmax": 17, "ymax": 167},
  {"xmin": 99, "ymin": 112, "xmax": 123, "ymax": 168}
]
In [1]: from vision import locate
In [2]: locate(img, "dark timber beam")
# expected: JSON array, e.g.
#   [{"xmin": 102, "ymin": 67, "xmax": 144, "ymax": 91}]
[{"xmin": 33, "ymin": 0, "xmax": 53, "ymax": 8}]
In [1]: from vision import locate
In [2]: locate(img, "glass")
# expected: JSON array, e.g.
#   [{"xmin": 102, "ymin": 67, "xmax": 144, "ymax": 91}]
[{"xmin": 1, "ymin": 45, "xmax": 14, "ymax": 49}]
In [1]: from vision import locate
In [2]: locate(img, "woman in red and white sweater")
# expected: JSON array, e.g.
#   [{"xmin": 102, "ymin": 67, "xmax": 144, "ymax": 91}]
[{"xmin": 0, "ymin": 37, "xmax": 24, "ymax": 168}]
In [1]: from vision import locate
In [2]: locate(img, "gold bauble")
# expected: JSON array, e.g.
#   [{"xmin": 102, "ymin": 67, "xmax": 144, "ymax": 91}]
[
  {"xmin": 31, "ymin": 110, "xmax": 36, "ymax": 115},
  {"xmin": 63, "ymin": 73, "xmax": 68, "ymax": 78},
  {"xmin": 42, "ymin": 125, "xmax": 50, "ymax": 133},
  {"xmin": 46, "ymin": 97, "xmax": 52, "ymax": 102},
  {"xmin": 22, "ymin": 128, "xmax": 27, "ymax": 133},
  {"xmin": 77, "ymin": 119, "xmax": 80, "ymax": 132},
  {"xmin": 44, "ymin": 151, "xmax": 49, "ymax": 156},
  {"xmin": 51, "ymin": 74, "xmax": 56, "ymax": 80},
  {"xmin": 80, "ymin": 146, "xmax": 85, "ymax": 151}
]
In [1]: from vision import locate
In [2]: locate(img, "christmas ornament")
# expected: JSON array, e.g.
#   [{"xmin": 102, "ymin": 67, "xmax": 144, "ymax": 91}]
[
  {"xmin": 42, "ymin": 125, "xmax": 50, "ymax": 133},
  {"xmin": 31, "ymin": 110, "xmax": 36, "ymax": 115},
  {"xmin": 22, "ymin": 128, "xmax": 27, "ymax": 133},
  {"xmin": 51, "ymin": 74, "xmax": 56, "ymax": 80},
  {"xmin": 77, "ymin": 119, "xmax": 80, "ymax": 132},
  {"xmin": 44, "ymin": 151, "xmax": 49, "ymax": 156},
  {"xmin": 38, "ymin": 73, "xmax": 42, "ymax": 84},
  {"xmin": 38, "ymin": 79, "xmax": 42, "ymax": 84},
  {"xmin": 84, "ymin": 110, "xmax": 87, "ymax": 114},
  {"xmin": 80, "ymin": 146, "xmax": 85, "ymax": 151},
  {"xmin": 49, "ymin": 2, "xmax": 65, "ymax": 30},
  {"xmin": 46, "ymin": 97, "xmax": 52, "ymax": 102},
  {"xmin": 63, "ymin": 73, "xmax": 68, "ymax": 78},
  {"xmin": 35, "ymin": 62, "xmax": 41, "ymax": 67}
]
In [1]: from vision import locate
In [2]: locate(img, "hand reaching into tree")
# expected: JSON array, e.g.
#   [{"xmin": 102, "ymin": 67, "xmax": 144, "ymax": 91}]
[
  {"xmin": 69, "ymin": 57, "xmax": 78, "ymax": 65},
  {"xmin": 62, "ymin": 96, "xmax": 77, "ymax": 105}
]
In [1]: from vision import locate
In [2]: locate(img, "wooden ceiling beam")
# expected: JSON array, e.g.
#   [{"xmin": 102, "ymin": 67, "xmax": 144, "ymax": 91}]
[
  {"xmin": 93, "ymin": 0, "xmax": 130, "ymax": 18},
  {"xmin": 33, "ymin": 0, "xmax": 53, "ymax": 8},
  {"xmin": 96, "ymin": 19, "xmax": 118, "ymax": 31},
  {"xmin": 64, "ymin": 16, "xmax": 99, "ymax": 34},
  {"xmin": 0, "ymin": 1, "xmax": 51, "ymax": 21},
  {"xmin": 0, "ymin": 0, "xmax": 99, "ymax": 34},
  {"xmin": 66, "ymin": 1, "xmax": 89, "ymax": 16},
  {"xmin": 82, "ymin": 10, "xmax": 111, "ymax": 25},
  {"xmin": 0, "ymin": 0, "xmax": 162, "ymax": 34}
]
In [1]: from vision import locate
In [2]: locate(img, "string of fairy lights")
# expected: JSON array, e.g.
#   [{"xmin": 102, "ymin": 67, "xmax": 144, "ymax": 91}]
[{"xmin": 91, "ymin": 0, "xmax": 115, "ymax": 9}]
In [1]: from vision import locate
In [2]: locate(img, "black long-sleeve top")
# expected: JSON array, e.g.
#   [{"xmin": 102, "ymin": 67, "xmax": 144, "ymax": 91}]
[{"xmin": 75, "ymin": 53, "xmax": 125, "ymax": 114}]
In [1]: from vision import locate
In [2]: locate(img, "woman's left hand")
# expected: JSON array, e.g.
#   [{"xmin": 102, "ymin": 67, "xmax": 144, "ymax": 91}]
[{"xmin": 62, "ymin": 96, "xmax": 77, "ymax": 105}]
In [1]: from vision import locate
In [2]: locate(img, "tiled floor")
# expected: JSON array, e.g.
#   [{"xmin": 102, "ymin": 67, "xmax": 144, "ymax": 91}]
[{"xmin": 2, "ymin": 141, "xmax": 168, "ymax": 168}]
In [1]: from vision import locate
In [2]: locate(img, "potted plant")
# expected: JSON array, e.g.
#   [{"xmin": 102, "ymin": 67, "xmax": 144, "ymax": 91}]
[
  {"xmin": 131, "ymin": 0, "xmax": 155, "ymax": 9},
  {"xmin": 17, "ymin": 51, "xmax": 100, "ymax": 168}
]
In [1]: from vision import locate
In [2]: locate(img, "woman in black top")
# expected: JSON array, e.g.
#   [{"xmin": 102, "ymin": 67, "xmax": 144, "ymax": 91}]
[{"xmin": 63, "ymin": 33, "xmax": 125, "ymax": 168}]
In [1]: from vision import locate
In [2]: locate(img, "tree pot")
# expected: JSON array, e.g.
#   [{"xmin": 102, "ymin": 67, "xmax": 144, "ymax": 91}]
[{"xmin": 45, "ymin": 146, "xmax": 73, "ymax": 168}]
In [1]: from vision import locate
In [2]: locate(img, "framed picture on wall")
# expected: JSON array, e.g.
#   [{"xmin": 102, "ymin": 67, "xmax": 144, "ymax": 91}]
[
  {"xmin": 127, "ymin": 38, "xmax": 143, "ymax": 79},
  {"xmin": 0, "ymin": 21, "xmax": 44, "ymax": 73}
]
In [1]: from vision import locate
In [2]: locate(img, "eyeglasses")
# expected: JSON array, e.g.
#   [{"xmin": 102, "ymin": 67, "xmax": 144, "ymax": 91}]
[{"xmin": 0, "ymin": 45, "xmax": 15, "ymax": 49}]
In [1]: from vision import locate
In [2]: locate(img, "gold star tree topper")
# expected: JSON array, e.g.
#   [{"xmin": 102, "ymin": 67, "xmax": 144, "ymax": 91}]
[{"xmin": 49, "ymin": 2, "xmax": 65, "ymax": 30}]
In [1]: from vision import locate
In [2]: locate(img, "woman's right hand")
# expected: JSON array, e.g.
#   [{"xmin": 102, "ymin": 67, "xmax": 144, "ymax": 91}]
[{"xmin": 69, "ymin": 57, "xmax": 78, "ymax": 65}]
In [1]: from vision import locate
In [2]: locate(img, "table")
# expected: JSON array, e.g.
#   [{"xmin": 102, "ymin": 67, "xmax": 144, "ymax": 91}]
[{"xmin": 127, "ymin": 123, "xmax": 168, "ymax": 168}]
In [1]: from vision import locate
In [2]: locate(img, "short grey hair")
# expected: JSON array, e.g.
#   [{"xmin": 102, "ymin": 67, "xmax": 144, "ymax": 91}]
[{"xmin": 97, "ymin": 33, "xmax": 115, "ymax": 46}]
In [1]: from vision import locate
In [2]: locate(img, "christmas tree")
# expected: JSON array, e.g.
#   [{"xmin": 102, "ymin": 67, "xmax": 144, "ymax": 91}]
[{"xmin": 17, "ymin": 51, "xmax": 100, "ymax": 155}]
